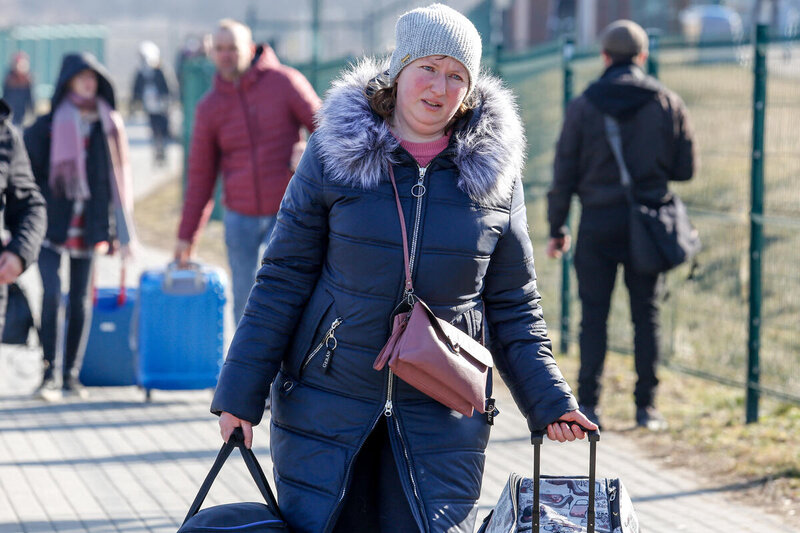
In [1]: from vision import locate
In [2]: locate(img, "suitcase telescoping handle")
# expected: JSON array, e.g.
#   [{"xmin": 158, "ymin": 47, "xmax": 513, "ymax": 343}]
[
  {"xmin": 164, "ymin": 261, "xmax": 206, "ymax": 294},
  {"xmin": 182, "ymin": 427, "xmax": 284, "ymax": 525},
  {"xmin": 91, "ymin": 262, "xmax": 127, "ymax": 307},
  {"xmin": 531, "ymin": 423, "xmax": 600, "ymax": 533}
]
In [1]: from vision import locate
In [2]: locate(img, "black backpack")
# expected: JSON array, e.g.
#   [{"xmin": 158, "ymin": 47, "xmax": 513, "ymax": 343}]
[{"xmin": 177, "ymin": 428, "xmax": 290, "ymax": 532}]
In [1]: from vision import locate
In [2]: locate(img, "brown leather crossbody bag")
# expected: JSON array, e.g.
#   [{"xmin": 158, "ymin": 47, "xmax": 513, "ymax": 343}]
[{"xmin": 372, "ymin": 167, "xmax": 493, "ymax": 417}]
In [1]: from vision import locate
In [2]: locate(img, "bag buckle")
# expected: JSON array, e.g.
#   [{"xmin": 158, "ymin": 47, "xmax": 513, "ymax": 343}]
[{"xmin": 485, "ymin": 398, "xmax": 500, "ymax": 425}]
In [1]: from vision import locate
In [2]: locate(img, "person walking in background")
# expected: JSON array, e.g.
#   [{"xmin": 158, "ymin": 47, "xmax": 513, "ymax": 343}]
[
  {"xmin": 2, "ymin": 52, "xmax": 35, "ymax": 127},
  {"xmin": 0, "ymin": 97, "xmax": 46, "ymax": 341},
  {"xmin": 174, "ymin": 19, "xmax": 320, "ymax": 324},
  {"xmin": 213, "ymin": 5, "xmax": 595, "ymax": 532},
  {"xmin": 25, "ymin": 52, "xmax": 136, "ymax": 401},
  {"xmin": 131, "ymin": 41, "xmax": 174, "ymax": 166},
  {"xmin": 546, "ymin": 20, "xmax": 697, "ymax": 431},
  {"xmin": 174, "ymin": 33, "xmax": 212, "ymax": 97}
]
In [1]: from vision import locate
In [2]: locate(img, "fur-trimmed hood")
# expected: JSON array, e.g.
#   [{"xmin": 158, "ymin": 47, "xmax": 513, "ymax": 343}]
[{"xmin": 314, "ymin": 58, "xmax": 526, "ymax": 205}]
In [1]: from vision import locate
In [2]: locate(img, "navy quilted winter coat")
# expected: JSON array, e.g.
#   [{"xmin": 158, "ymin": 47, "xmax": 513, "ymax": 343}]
[{"xmin": 211, "ymin": 61, "xmax": 578, "ymax": 533}]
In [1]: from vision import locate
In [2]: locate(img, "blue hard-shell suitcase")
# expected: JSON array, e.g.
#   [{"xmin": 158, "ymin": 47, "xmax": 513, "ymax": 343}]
[
  {"xmin": 79, "ymin": 286, "xmax": 138, "ymax": 386},
  {"xmin": 136, "ymin": 263, "xmax": 226, "ymax": 401}
]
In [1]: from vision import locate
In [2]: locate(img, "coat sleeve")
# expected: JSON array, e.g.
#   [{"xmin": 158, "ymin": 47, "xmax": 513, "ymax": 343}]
[
  {"xmin": 210, "ymin": 135, "xmax": 328, "ymax": 424},
  {"xmin": 3, "ymin": 125, "xmax": 46, "ymax": 270},
  {"xmin": 286, "ymin": 68, "xmax": 321, "ymax": 133},
  {"xmin": 177, "ymin": 99, "xmax": 220, "ymax": 243},
  {"xmin": 670, "ymin": 95, "xmax": 697, "ymax": 182},
  {"xmin": 484, "ymin": 178, "xmax": 578, "ymax": 433},
  {"xmin": 23, "ymin": 116, "xmax": 50, "ymax": 192},
  {"xmin": 547, "ymin": 98, "xmax": 583, "ymax": 239}
]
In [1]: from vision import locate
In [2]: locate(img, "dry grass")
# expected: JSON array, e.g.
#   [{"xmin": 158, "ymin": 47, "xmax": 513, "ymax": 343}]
[
  {"xmin": 133, "ymin": 176, "xmax": 229, "ymax": 271},
  {"xmin": 553, "ymin": 345, "xmax": 800, "ymax": 528}
]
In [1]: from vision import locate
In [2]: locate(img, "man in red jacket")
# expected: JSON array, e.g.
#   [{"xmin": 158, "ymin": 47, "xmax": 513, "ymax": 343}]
[{"xmin": 175, "ymin": 19, "xmax": 320, "ymax": 323}]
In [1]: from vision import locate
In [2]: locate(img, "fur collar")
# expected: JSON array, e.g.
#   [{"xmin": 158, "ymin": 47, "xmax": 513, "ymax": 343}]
[{"xmin": 314, "ymin": 58, "xmax": 526, "ymax": 206}]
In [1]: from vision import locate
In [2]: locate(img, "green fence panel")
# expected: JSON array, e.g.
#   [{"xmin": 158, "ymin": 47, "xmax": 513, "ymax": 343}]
[
  {"xmin": 0, "ymin": 24, "xmax": 106, "ymax": 104},
  {"xmin": 179, "ymin": 57, "xmax": 223, "ymax": 221}
]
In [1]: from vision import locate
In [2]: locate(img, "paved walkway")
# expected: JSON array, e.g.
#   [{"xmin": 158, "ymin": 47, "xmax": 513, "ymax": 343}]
[{"xmin": 0, "ymin": 123, "xmax": 794, "ymax": 533}]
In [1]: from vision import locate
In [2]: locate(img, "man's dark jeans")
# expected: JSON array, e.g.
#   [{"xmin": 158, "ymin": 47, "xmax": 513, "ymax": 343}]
[
  {"xmin": 39, "ymin": 247, "xmax": 94, "ymax": 380},
  {"xmin": 574, "ymin": 204, "xmax": 661, "ymax": 410}
]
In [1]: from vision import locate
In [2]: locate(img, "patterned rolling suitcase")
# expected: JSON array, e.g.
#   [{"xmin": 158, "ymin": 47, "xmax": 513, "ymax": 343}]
[
  {"xmin": 136, "ymin": 262, "xmax": 226, "ymax": 401},
  {"xmin": 479, "ymin": 427, "xmax": 639, "ymax": 533}
]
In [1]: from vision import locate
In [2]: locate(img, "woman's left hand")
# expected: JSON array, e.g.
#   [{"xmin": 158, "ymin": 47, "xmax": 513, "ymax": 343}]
[{"xmin": 546, "ymin": 409, "xmax": 599, "ymax": 442}]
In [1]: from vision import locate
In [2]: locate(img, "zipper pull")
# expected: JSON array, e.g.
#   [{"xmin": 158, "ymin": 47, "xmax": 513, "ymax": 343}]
[
  {"xmin": 384, "ymin": 399, "xmax": 393, "ymax": 417},
  {"xmin": 320, "ymin": 318, "xmax": 343, "ymax": 373},
  {"xmin": 412, "ymin": 166, "xmax": 427, "ymax": 197}
]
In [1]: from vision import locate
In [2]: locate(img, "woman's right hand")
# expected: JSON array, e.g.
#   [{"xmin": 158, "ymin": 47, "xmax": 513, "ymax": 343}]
[{"xmin": 219, "ymin": 411, "xmax": 254, "ymax": 449}]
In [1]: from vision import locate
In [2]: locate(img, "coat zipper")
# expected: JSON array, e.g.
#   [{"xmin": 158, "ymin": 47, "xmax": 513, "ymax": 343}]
[
  {"xmin": 380, "ymin": 163, "xmax": 429, "ymax": 531},
  {"xmin": 392, "ymin": 415, "xmax": 426, "ymax": 530},
  {"xmin": 322, "ymin": 413, "xmax": 383, "ymax": 533},
  {"xmin": 383, "ymin": 164, "xmax": 427, "ymax": 418},
  {"xmin": 237, "ymin": 86, "xmax": 264, "ymax": 214},
  {"xmin": 300, "ymin": 317, "xmax": 343, "ymax": 373}
]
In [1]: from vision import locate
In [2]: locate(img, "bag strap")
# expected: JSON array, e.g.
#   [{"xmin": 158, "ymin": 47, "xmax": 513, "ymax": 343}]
[
  {"xmin": 388, "ymin": 166, "xmax": 414, "ymax": 295},
  {"xmin": 182, "ymin": 428, "xmax": 284, "ymax": 525},
  {"xmin": 531, "ymin": 425, "xmax": 600, "ymax": 533},
  {"xmin": 603, "ymin": 115, "xmax": 635, "ymax": 204},
  {"xmin": 91, "ymin": 260, "xmax": 127, "ymax": 307}
]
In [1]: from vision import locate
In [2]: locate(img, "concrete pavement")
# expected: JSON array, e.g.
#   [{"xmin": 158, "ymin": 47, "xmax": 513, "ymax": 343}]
[{"xmin": 0, "ymin": 121, "xmax": 795, "ymax": 533}]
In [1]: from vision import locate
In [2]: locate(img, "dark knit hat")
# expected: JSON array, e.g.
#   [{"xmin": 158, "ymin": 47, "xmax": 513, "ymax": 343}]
[
  {"xmin": 601, "ymin": 20, "xmax": 648, "ymax": 58},
  {"xmin": 388, "ymin": 3, "xmax": 482, "ymax": 96}
]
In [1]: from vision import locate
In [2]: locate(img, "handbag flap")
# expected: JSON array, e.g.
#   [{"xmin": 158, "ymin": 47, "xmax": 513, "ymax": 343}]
[{"xmin": 415, "ymin": 299, "xmax": 494, "ymax": 368}]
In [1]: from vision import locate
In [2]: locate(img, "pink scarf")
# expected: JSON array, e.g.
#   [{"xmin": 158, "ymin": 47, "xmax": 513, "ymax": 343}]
[{"xmin": 49, "ymin": 92, "xmax": 135, "ymax": 244}]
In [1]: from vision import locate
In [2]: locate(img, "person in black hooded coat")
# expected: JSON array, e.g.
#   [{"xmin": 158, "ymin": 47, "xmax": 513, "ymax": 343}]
[
  {"xmin": 212, "ymin": 5, "xmax": 595, "ymax": 533},
  {"xmin": 546, "ymin": 20, "xmax": 697, "ymax": 431},
  {"xmin": 25, "ymin": 52, "xmax": 135, "ymax": 400}
]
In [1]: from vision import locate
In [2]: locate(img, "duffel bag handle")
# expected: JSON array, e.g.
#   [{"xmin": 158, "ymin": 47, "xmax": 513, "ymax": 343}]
[
  {"xmin": 182, "ymin": 428, "xmax": 284, "ymax": 525},
  {"xmin": 531, "ymin": 423, "xmax": 600, "ymax": 533}
]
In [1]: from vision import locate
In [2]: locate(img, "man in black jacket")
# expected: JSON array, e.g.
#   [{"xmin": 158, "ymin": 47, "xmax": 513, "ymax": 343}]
[
  {"xmin": 0, "ymin": 99, "xmax": 46, "ymax": 343},
  {"xmin": 547, "ymin": 20, "xmax": 697, "ymax": 431}
]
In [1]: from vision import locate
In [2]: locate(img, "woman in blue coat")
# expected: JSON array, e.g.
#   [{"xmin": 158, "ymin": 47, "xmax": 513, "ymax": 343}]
[{"xmin": 212, "ymin": 4, "xmax": 595, "ymax": 532}]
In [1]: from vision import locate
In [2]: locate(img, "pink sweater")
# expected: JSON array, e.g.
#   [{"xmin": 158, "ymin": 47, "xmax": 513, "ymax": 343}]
[{"xmin": 398, "ymin": 133, "xmax": 451, "ymax": 168}]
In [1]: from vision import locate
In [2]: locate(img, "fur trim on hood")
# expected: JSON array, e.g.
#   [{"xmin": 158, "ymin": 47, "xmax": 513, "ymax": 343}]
[{"xmin": 314, "ymin": 58, "xmax": 526, "ymax": 206}]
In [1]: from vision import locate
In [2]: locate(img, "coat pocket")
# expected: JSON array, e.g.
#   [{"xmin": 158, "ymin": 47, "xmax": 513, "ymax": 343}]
[
  {"xmin": 286, "ymin": 287, "xmax": 340, "ymax": 378},
  {"xmin": 298, "ymin": 315, "xmax": 344, "ymax": 378}
]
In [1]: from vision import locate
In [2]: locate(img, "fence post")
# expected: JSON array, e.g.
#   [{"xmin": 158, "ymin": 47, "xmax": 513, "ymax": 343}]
[
  {"xmin": 646, "ymin": 28, "xmax": 660, "ymax": 78},
  {"xmin": 747, "ymin": 24, "xmax": 768, "ymax": 424},
  {"xmin": 559, "ymin": 35, "xmax": 575, "ymax": 355},
  {"xmin": 310, "ymin": 0, "xmax": 321, "ymax": 93}
]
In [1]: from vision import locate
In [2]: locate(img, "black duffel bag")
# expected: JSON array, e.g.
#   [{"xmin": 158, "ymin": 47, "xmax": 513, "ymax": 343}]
[
  {"xmin": 177, "ymin": 427, "xmax": 290, "ymax": 532},
  {"xmin": 605, "ymin": 115, "xmax": 701, "ymax": 275}
]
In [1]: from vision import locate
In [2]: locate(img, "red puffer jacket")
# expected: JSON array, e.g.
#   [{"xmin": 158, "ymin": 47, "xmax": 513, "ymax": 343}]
[{"xmin": 178, "ymin": 45, "xmax": 320, "ymax": 243}]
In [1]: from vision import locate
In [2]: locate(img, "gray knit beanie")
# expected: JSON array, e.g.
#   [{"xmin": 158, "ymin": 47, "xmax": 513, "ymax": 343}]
[{"xmin": 388, "ymin": 3, "xmax": 482, "ymax": 95}]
